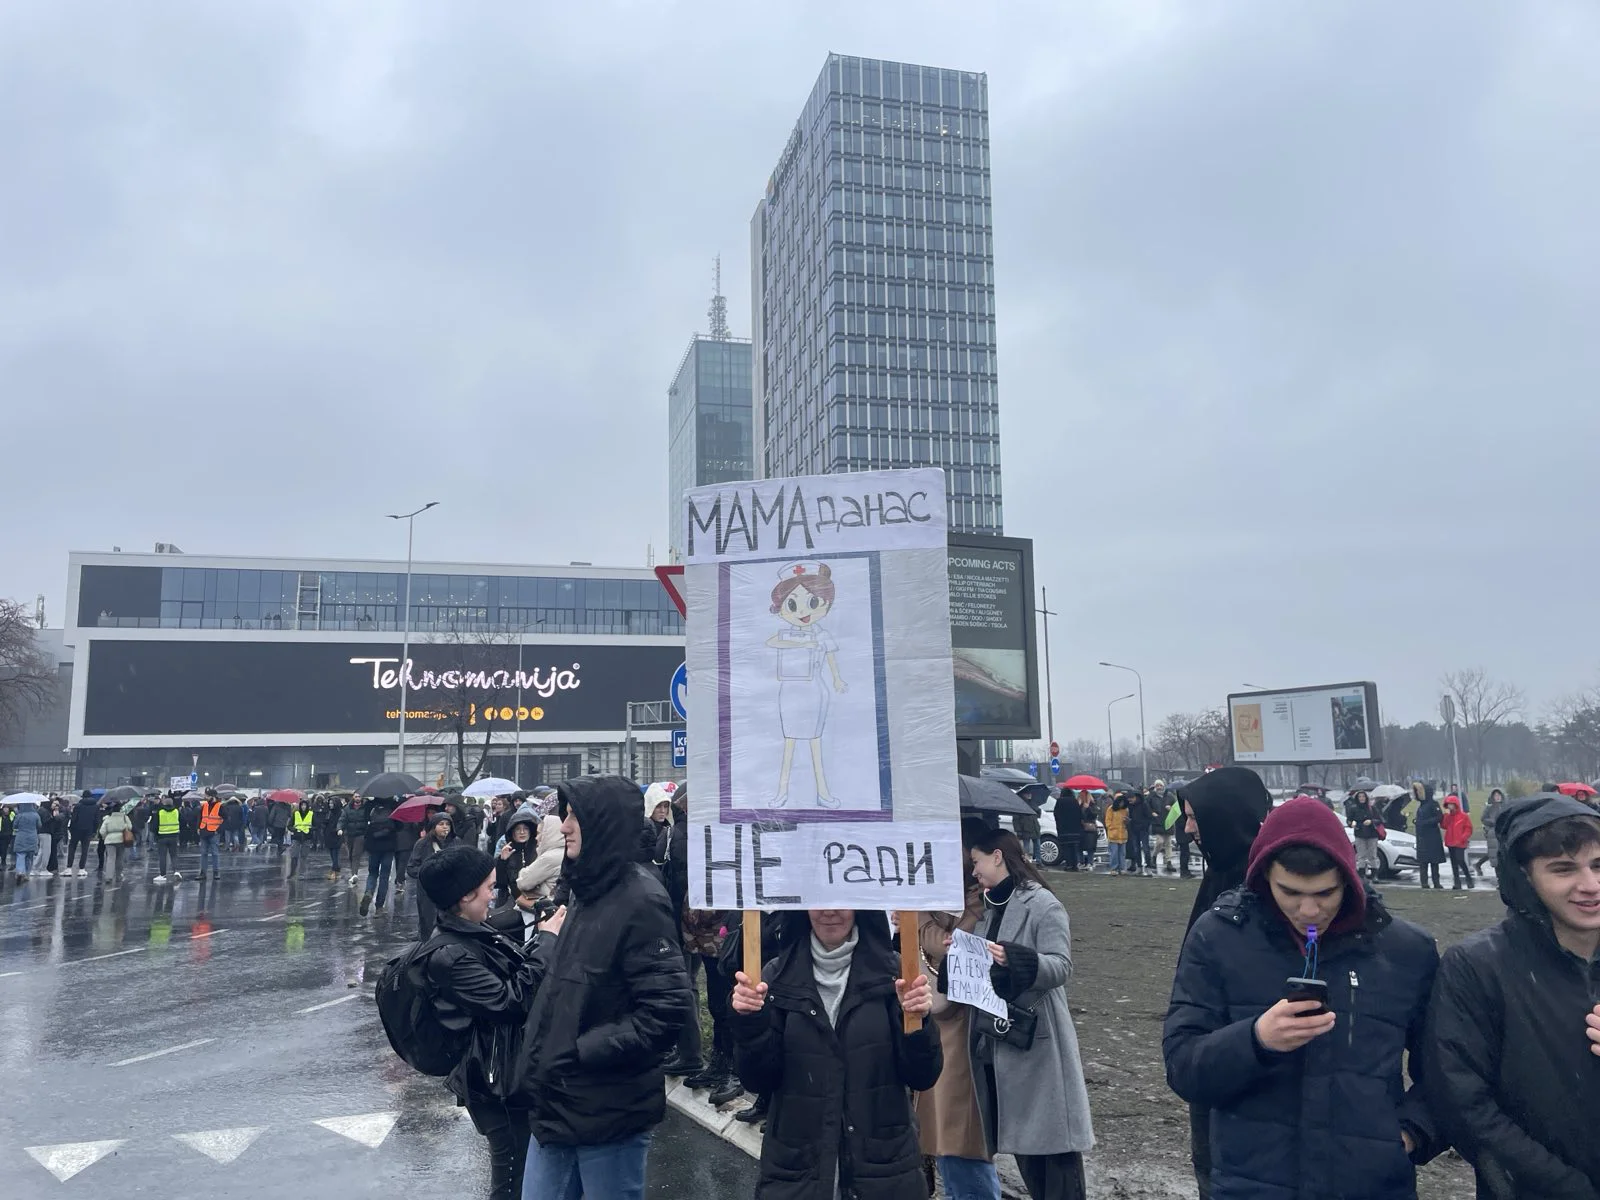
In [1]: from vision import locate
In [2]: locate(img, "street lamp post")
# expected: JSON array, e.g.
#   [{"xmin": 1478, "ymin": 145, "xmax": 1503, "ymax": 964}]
[
  {"xmin": 1100, "ymin": 661, "xmax": 1147, "ymax": 787},
  {"xmin": 387, "ymin": 502, "xmax": 439, "ymax": 776},
  {"xmin": 1037, "ymin": 587, "xmax": 1057, "ymax": 759},
  {"xmin": 1108, "ymin": 692, "xmax": 1135, "ymax": 775}
]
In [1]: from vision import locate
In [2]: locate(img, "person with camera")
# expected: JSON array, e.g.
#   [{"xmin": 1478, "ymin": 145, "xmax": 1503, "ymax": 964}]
[
  {"xmin": 1163, "ymin": 796, "xmax": 1441, "ymax": 1199},
  {"xmin": 417, "ymin": 843, "xmax": 564, "ymax": 1200}
]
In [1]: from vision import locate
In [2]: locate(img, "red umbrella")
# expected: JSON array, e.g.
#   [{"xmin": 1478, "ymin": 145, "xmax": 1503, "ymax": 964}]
[
  {"xmin": 391, "ymin": 794, "xmax": 447, "ymax": 823},
  {"xmin": 267, "ymin": 788, "xmax": 303, "ymax": 804},
  {"xmin": 1556, "ymin": 782, "xmax": 1598, "ymax": 798},
  {"xmin": 1061, "ymin": 774, "xmax": 1107, "ymax": 791}
]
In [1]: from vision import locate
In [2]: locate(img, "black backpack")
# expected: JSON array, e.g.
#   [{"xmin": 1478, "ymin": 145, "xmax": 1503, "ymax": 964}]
[{"xmin": 375, "ymin": 935, "xmax": 468, "ymax": 1077}]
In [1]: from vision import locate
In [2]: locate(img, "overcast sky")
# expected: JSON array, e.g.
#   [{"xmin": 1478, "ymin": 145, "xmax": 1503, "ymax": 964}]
[{"xmin": 3, "ymin": 0, "xmax": 1595, "ymax": 742}]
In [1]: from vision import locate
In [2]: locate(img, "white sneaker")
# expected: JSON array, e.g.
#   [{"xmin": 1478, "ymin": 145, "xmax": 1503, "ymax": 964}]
[
  {"xmin": 152, "ymin": 875, "xmax": 168, "ymax": 884},
  {"xmin": 171, "ymin": 872, "xmax": 183, "ymax": 881},
  {"xmin": 78, "ymin": 868, "xmax": 89, "ymax": 877}
]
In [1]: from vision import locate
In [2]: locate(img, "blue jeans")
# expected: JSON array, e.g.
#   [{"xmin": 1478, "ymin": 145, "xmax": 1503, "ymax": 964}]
[
  {"xmin": 199, "ymin": 832, "xmax": 220, "ymax": 875},
  {"xmin": 364, "ymin": 848, "xmax": 392, "ymax": 906},
  {"xmin": 521, "ymin": 1131, "xmax": 650, "ymax": 1200},
  {"xmin": 329, "ymin": 842, "xmax": 342, "ymax": 872},
  {"xmin": 938, "ymin": 1155, "xmax": 1002, "ymax": 1200},
  {"xmin": 14, "ymin": 850, "xmax": 35, "ymax": 875},
  {"xmin": 1107, "ymin": 841, "xmax": 1126, "ymax": 872}
]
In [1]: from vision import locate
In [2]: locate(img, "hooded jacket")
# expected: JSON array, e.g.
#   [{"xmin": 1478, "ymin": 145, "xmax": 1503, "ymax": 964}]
[
  {"xmin": 1414, "ymin": 794, "xmax": 1447, "ymax": 864},
  {"xmin": 495, "ymin": 811, "xmax": 540, "ymax": 897},
  {"xmin": 510, "ymin": 775, "xmax": 692, "ymax": 1145},
  {"xmin": 514, "ymin": 816, "xmax": 566, "ymax": 901},
  {"xmin": 1164, "ymin": 798, "xmax": 1442, "ymax": 1200},
  {"xmin": 1424, "ymin": 794, "xmax": 1600, "ymax": 1200},
  {"xmin": 1442, "ymin": 799, "xmax": 1473, "ymax": 850},
  {"xmin": 70, "ymin": 796, "xmax": 101, "ymax": 838},
  {"xmin": 1178, "ymin": 767, "xmax": 1273, "ymax": 933}
]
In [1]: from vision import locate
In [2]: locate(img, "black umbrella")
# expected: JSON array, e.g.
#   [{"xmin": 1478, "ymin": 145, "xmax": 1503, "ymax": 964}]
[
  {"xmin": 957, "ymin": 775, "xmax": 1036, "ymax": 817},
  {"xmin": 101, "ymin": 785, "xmax": 143, "ymax": 803},
  {"xmin": 360, "ymin": 772, "xmax": 423, "ymax": 799},
  {"xmin": 1349, "ymin": 775, "xmax": 1381, "ymax": 792}
]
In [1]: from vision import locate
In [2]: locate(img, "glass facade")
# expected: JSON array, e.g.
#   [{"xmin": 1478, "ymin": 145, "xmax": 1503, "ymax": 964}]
[
  {"xmin": 79, "ymin": 563, "xmax": 684, "ymax": 635},
  {"xmin": 752, "ymin": 54, "xmax": 1002, "ymax": 533},
  {"xmin": 666, "ymin": 336, "xmax": 754, "ymax": 559}
]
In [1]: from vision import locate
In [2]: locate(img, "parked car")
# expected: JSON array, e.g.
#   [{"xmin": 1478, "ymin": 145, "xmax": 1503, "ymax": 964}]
[{"xmin": 1342, "ymin": 821, "xmax": 1416, "ymax": 879}]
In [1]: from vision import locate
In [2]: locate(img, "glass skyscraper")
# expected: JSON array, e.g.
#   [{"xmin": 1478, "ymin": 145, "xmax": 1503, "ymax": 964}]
[
  {"xmin": 666, "ymin": 334, "xmax": 754, "ymax": 560},
  {"xmin": 750, "ymin": 53, "xmax": 1001, "ymax": 533}
]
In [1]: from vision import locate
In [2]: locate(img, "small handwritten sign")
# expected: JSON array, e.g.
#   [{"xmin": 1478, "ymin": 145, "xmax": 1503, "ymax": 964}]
[{"xmin": 945, "ymin": 929, "xmax": 1008, "ymax": 1018}]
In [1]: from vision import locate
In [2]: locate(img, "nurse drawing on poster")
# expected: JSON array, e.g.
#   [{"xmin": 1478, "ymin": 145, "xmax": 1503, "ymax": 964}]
[{"xmin": 767, "ymin": 561, "xmax": 847, "ymax": 808}]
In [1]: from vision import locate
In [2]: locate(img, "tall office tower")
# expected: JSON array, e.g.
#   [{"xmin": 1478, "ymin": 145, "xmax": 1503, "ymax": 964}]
[
  {"xmin": 751, "ymin": 53, "xmax": 1000, "ymax": 532},
  {"xmin": 667, "ymin": 260, "xmax": 754, "ymax": 560}
]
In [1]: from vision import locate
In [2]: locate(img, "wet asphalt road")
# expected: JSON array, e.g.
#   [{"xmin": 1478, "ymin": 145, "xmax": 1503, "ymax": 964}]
[{"xmin": 0, "ymin": 843, "xmax": 758, "ymax": 1199}]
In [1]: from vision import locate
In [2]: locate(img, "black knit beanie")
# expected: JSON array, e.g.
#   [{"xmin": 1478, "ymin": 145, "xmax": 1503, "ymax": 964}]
[{"xmin": 419, "ymin": 844, "xmax": 495, "ymax": 913}]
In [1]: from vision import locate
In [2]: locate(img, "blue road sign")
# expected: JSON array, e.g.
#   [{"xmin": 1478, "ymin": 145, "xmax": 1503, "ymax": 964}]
[
  {"xmin": 671, "ymin": 662, "xmax": 688, "ymax": 720},
  {"xmin": 1050, "ymin": 756, "xmax": 1061, "ymax": 774},
  {"xmin": 190, "ymin": 772, "xmax": 198, "ymax": 786},
  {"xmin": 1027, "ymin": 762, "xmax": 1038, "ymax": 777},
  {"xmin": 671, "ymin": 729, "xmax": 687, "ymax": 769}
]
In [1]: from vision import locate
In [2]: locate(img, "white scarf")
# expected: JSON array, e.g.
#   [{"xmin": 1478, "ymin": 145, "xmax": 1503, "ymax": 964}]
[{"xmin": 810, "ymin": 926, "xmax": 858, "ymax": 1027}]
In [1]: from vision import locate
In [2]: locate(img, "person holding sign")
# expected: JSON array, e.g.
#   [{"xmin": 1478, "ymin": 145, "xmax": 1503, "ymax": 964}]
[
  {"xmin": 967, "ymin": 829, "xmax": 1095, "ymax": 1200},
  {"xmin": 729, "ymin": 909, "xmax": 941, "ymax": 1199}
]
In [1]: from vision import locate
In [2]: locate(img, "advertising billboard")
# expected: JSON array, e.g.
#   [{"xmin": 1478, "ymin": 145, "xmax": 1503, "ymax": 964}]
[
  {"xmin": 947, "ymin": 533, "xmax": 1040, "ymax": 739},
  {"xmin": 1227, "ymin": 682, "xmax": 1384, "ymax": 765},
  {"xmin": 81, "ymin": 638, "xmax": 685, "ymax": 739}
]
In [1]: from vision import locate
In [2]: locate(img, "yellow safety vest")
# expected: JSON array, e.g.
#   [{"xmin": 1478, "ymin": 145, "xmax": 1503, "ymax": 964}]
[
  {"xmin": 293, "ymin": 810, "xmax": 315, "ymax": 836},
  {"xmin": 156, "ymin": 806, "xmax": 180, "ymax": 836}
]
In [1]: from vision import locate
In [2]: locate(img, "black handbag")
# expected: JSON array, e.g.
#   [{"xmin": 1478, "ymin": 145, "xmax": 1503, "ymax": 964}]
[{"xmin": 975, "ymin": 1003, "xmax": 1037, "ymax": 1051}]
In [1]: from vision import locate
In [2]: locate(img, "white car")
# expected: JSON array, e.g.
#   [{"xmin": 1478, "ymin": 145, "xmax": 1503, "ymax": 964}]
[{"xmin": 1344, "ymin": 822, "xmax": 1417, "ymax": 878}]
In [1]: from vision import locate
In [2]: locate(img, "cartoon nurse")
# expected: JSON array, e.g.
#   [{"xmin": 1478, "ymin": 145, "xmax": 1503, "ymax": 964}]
[{"xmin": 766, "ymin": 561, "xmax": 847, "ymax": 809}]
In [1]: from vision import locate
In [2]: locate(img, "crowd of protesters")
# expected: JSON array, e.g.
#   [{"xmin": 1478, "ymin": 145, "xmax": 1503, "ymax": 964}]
[{"xmin": 9, "ymin": 770, "xmax": 1598, "ymax": 1200}]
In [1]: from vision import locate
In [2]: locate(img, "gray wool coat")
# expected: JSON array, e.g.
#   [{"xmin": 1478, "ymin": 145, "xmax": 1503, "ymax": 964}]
[{"xmin": 971, "ymin": 880, "xmax": 1096, "ymax": 1158}]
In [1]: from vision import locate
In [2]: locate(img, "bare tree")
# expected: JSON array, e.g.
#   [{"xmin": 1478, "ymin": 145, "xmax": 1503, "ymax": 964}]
[
  {"xmin": 414, "ymin": 622, "xmax": 523, "ymax": 787},
  {"xmin": 1441, "ymin": 668, "xmax": 1525, "ymax": 787},
  {"xmin": 1549, "ymin": 685, "xmax": 1600, "ymax": 783},
  {"xmin": 1063, "ymin": 738, "xmax": 1104, "ymax": 774},
  {"xmin": 0, "ymin": 598, "xmax": 55, "ymax": 741},
  {"xmin": 1152, "ymin": 708, "xmax": 1234, "ymax": 772}
]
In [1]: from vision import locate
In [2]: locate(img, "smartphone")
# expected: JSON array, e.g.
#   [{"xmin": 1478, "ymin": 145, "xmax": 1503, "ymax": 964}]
[{"xmin": 1284, "ymin": 976, "xmax": 1330, "ymax": 1016}]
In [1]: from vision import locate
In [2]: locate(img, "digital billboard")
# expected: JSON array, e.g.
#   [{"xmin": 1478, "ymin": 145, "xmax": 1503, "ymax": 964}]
[
  {"xmin": 1227, "ymin": 682, "xmax": 1383, "ymax": 765},
  {"xmin": 81, "ymin": 638, "xmax": 685, "ymax": 739},
  {"xmin": 947, "ymin": 534, "xmax": 1040, "ymax": 739}
]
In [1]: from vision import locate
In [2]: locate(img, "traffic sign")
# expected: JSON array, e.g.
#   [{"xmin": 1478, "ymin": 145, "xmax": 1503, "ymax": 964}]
[
  {"xmin": 1027, "ymin": 762, "xmax": 1038, "ymax": 777},
  {"xmin": 190, "ymin": 772, "xmax": 198, "ymax": 787},
  {"xmin": 1439, "ymin": 694, "xmax": 1456, "ymax": 726},
  {"xmin": 670, "ymin": 663, "xmax": 688, "ymax": 720},
  {"xmin": 654, "ymin": 565, "xmax": 686, "ymax": 617},
  {"xmin": 671, "ymin": 730, "xmax": 687, "ymax": 769},
  {"xmin": 1049, "ymin": 756, "xmax": 1061, "ymax": 774},
  {"xmin": 1049, "ymin": 741, "xmax": 1060, "ymax": 758}
]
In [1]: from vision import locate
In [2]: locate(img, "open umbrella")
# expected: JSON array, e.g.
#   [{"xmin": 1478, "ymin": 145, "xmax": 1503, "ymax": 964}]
[
  {"xmin": 1556, "ymin": 782, "xmax": 1598, "ymax": 798},
  {"xmin": 1061, "ymin": 774, "xmax": 1107, "ymax": 791},
  {"xmin": 359, "ymin": 772, "xmax": 422, "ymax": 799},
  {"xmin": 957, "ymin": 775, "xmax": 1036, "ymax": 817},
  {"xmin": 101, "ymin": 785, "xmax": 143, "ymax": 803},
  {"xmin": 2, "ymin": 792, "xmax": 47, "ymax": 806},
  {"xmin": 182, "ymin": 790, "xmax": 209, "ymax": 801},
  {"xmin": 391, "ymin": 794, "xmax": 447, "ymax": 823},
  {"xmin": 1348, "ymin": 776, "xmax": 1381, "ymax": 793},
  {"xmin": 1370, "ymin": 784, "xmax": 1407, "ymax": 801},
  {"xmin": 267, "ymin": 788, "xmax": 303, "ymax": 804},
  {"xmin": 462, "ymin": 777, "xmax": 520, "ymax": 798}
]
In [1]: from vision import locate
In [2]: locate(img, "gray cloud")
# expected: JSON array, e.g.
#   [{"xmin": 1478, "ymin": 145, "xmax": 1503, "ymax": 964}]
[{"xmin": 2, "ymin": 1, "xmax": 1593, "ymax": 743}]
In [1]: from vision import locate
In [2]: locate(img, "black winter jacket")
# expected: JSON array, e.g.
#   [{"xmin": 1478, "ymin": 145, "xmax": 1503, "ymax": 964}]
[
  {"xmin": 363, "ymin": 801, "xmax": 397, "ymax": 852},
  {"xmin": 510, "ymin": 776, "xmax": 692, "ymax": 1145},
  {"xmin": 1165, "ymin": 886, "xmax": 1441, "ymax": 1199},
  {"xmin": 1414, "ymin": 799, "xmax": 1446, "ymax": 866},
  {"xmin": 495, "ymin": 812, "xmax": 539, "ymax": 900},
  {"xmin": 731, "ymin": 914, "xmax": 942, "ymax": 1200},
  {"xmin": 424, "ymin": 913, "xmax": 544, "ymax": 1107},
  {"xmin": 70, "ymin": 798, "xmax": 101, "ymax": 837},
  {"xmin": 1425, "ymin": 795, "xmax": 1600, "ymax": 1200}
]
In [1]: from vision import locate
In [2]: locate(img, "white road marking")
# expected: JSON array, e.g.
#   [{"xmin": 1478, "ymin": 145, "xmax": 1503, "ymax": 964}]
[
  {"xmin": 172, "ymin": 1126, "xmax": 266, "ymax": 1164},
  {"xmin": 67, "ymin": 947, "xmax": 148, "ymax": 966},
  {"xmin": 24, "ymin": 1139, "xmax": 126, "ymax": 1182},
  {"xmin": 189, "ymin": 929, "xmax": 221, "ymax": 939},
  {"xmin": 313, "ymin": 1111, "xmax": 398, "ymax": 1148},
  {"xmin": 297, "ymin": 993, "xmax": 359, "ymax": 1013},
  {"xmin": 109, "ymin": 1037, "xmax": 216, "ymax": 1067},
  {"xmin": 253, "ymin": 913, "xmax": 286, "ymax": 922}
]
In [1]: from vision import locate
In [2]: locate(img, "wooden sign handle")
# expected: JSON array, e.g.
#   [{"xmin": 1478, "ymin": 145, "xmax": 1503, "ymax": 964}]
[
  {"xmin": 898, "ymin": 910, "xmax": 923, "ymax": 1034},
  {"xmin": 742, "ymin": 910, "xmax": 762, "ymax": 988}
]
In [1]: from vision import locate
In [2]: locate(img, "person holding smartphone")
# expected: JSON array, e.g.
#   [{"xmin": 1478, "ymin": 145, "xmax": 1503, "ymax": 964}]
[{"xmin": 1163, "ymin": 796, "xmax": 1441, "ymax": 1199}]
